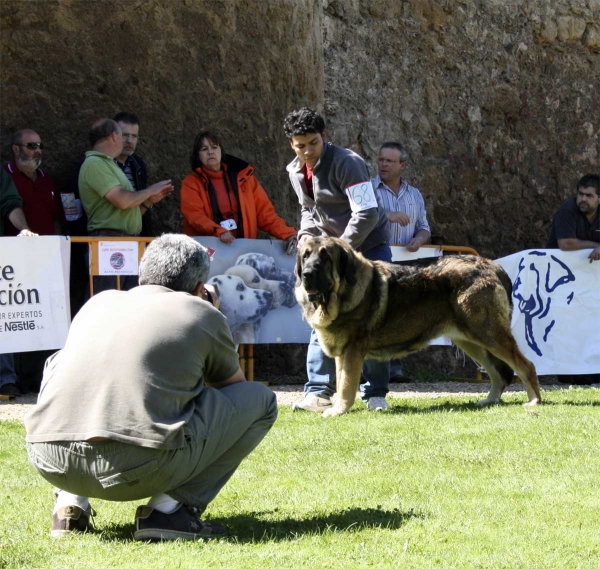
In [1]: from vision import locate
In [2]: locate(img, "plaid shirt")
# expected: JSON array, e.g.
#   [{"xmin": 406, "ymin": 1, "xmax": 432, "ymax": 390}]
[{"xmin": 372, "ymin": 175, "xmax": 430, "ymax": 246}]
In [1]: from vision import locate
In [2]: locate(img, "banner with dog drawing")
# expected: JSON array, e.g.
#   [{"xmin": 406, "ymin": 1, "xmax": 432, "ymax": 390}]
[
  {"xmin": 194, "ymin": 237, "xmax": 311, "ymax": 344},
  {"xmin": 496, "ymin": 249, "xmax": 600, "ymax": 375},
  {"xmin": 0, "ymin": 236, "xmax": 71, "ymax": 354}
]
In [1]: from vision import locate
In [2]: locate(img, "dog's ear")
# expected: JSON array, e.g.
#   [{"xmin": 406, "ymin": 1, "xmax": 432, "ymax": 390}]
[
  {"xmin": 338, "ymin": 245, "xmax": 357, "ymax": 286},
  {"xmin": 294, "ymin": 248, "xmax": 303, "ymax": 287}
]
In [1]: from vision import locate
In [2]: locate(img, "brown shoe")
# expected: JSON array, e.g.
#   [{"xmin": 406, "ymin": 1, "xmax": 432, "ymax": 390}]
[
  {"xmin": 51, "ymin": 504, "xmax": 95, "ymax": 538},
  {"xmin": 134, "ymin": 505, "xmax": 226, "ymax": 541},
  {"xmin": 0, "ymin": 383, "xmax": 21, "ymax": 397}
]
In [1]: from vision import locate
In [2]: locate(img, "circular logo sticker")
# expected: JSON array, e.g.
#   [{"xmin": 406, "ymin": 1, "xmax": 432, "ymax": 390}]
[{"xmin": 109, "ymin": 252, "xmax": 125, "ymax": 270}]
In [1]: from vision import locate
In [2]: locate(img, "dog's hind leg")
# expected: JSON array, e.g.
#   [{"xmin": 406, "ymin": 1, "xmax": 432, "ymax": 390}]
[
  {"xmin": 323, "ymin": 350, "xmax": 364, "ymax": 417},
  {"xmin": 453, "ymin": 340, "xmax": 508, "ymax": 406},
  {"xmin": 484, "ymin": 336, "xmax": 541, "ymax": 406}
]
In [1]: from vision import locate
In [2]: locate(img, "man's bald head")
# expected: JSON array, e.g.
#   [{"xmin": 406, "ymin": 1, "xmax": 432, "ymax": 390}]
[{"xmin": 89, "ymin": 118, "xmax": 120, "ymax": 147}]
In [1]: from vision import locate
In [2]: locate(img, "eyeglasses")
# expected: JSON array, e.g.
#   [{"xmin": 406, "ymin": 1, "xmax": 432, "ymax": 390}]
[{"xmin": 15, "ymin": 142, "xmax": 44, "ymax": 150}]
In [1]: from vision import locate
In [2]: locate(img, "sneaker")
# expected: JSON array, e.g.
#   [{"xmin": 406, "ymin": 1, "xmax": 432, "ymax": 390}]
[
  {"xmin": 292, "ymin": 393, "xmax": 332, "ymax": 413},
  {"xmin": 51, "ymin": 504, "xmax": 95, "ymax": 538},
  {"xmin": 134, "ymin": 505, "xmax": 226, "ymax": 541},
  {"xmin": 366, "ymin": 397, "xmax": 390, "ymax": 411},
  {"xmin": 0, "ymin": 383, "xmax": 21, "ymax": 397}
]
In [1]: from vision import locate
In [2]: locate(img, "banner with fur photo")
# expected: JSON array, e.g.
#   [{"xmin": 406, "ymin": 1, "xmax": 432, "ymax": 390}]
[
  {"xmin": 496, "ymin": 249, "xmax": 600, "ymax": 375},
  {"xmin": 194, "ymin": 237, "xmax": 311, "ymax": 344}
]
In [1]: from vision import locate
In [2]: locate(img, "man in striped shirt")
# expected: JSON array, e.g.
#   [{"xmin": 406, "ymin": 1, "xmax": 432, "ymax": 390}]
[
  {"xmin": 372, "ymin": 142, "xmax": 431, "ymax": 382},
  {"xmin": 372, "ymin": 142, "xmax": 430, "ymax": 252}
]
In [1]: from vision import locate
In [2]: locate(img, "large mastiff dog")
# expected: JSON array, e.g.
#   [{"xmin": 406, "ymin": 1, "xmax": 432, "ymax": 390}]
[{"xmin": 296, "ymin": 237, "xmax": 541, "ymax": 417}]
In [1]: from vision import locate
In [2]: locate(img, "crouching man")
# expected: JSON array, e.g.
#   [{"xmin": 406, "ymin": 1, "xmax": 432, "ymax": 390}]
[{"xmin": 25, "ymin": 234, "xmax": 277, "ymax": 540}]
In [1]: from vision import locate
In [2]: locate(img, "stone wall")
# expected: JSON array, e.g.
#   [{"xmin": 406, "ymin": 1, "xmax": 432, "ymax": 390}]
[
  {"xmin": 323, "ymin": 0, "xmax": 599, "ymax": 258},
  {"xmin": 0, "ymin": 0, "xmax": 323, "ymax": 233},
  {"xmin": 1, "ymin": 0, "xmax": 598, "ymax": 379}
]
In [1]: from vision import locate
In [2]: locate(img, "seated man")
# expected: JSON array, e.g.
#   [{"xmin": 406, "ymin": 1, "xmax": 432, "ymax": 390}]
[
  {"xmin": 547, "ymin": 173, "xmax": 599, "ymax": 262},
  {"xmin": 25, "ymin": 234, "xmax": 278, "ymax": 540}
]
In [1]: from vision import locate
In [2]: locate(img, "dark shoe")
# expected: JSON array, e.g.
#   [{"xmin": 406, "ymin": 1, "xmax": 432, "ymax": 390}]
[
  {"xmin": 51, "ymin": 505, "xmax": 95, "ymax": 538},
  {"xmin": 390, "ymin": 375, "xmax": 411, "ymax": 383},
  {"xmin": 134, "ymin": 505, "xmax": 226, "ymax": 541},
  {"xmin": 0, "ymin": 383, "xmax": 21, "ymax": 397}
]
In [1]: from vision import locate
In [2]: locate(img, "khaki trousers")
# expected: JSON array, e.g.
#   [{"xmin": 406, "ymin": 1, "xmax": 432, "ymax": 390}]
[{"xmin": 27, "ymin": 382, "xmax": 277, "ymax": 511}]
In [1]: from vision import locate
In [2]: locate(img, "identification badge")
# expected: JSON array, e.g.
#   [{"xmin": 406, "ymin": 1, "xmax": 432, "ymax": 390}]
[
  {"xmin": 345, "ymin": 181, "xmax": 377, "ymax": 212},
  {"xmin": 60, "ymin": 193, "xmax": 83, "ymax": 221},
  {"xmin": 220, "ymin": 219, "xmax": 237, "ymax": 230}
]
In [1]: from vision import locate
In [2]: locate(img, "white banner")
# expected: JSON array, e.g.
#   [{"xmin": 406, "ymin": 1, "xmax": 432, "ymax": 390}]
[
  {"xmin": 0, "ymin": 236, "xmax": 71, "ymax": 353},
  {"xmin": 496, "ymin": 249, "xmax": 600, "ymax": 375},
  {"xmin": 195, "ymin": 237, "xmax": 311, "ymax": 344}
]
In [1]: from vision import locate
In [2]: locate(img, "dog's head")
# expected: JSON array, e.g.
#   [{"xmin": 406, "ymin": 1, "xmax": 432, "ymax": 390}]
[
  {"xmin": 295, "ymin": 236, "xmax": 358, "ymax": 306},
  {"xmin": 235, "ymin": 253, "xmax": 279, "ymax": 280},
  {"xmin": 224, "ymin": 265, "xmax": 287, "ymax": 309},
  {"xmin": 235, "ymin": 252, "xmax": 297, "ymax": 307},
  {"xmin": 207, "ymin": 274, "xmax": 273, "ymax": 331}
]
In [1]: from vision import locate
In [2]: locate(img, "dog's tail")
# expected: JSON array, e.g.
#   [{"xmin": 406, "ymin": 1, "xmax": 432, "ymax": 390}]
[{"xmin": 496, "ymin": 265, "xmax": 513, "ymax": 310}]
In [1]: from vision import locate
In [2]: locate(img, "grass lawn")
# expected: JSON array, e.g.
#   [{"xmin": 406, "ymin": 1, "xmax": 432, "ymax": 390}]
[{"xmin": 1, "ymin": 387, "xmax": 599, "ymax": 569}]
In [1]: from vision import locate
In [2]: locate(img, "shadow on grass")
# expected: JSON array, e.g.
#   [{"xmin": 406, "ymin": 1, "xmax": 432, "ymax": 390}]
[
  {"xmin": 387, "ymin": 399, "xmax": 600, "ymax": 415},
  {"xmin": 95, "ymin": 506, "xmax": 420, "ymax": 543}
]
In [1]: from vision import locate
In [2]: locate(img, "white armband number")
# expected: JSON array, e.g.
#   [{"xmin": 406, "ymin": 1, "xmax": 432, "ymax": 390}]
[{"xmin": 345, "ymin": 181, "xmax": 377, "ymax": 212}]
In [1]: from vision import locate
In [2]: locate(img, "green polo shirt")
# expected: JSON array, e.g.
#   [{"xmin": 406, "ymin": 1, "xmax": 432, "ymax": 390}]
[{"xmin": 79, "ymin": 150, "xmax": 142, "ymax": 235}]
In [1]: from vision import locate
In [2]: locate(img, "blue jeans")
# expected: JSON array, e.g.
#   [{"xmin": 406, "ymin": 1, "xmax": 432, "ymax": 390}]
[
  {"xmin": 304, "ymin": 241, "xmax": 392, "ymax": 401},
  {"xmin": 0, "ymin": 353, "xmax": 17, "ymax": 387}
]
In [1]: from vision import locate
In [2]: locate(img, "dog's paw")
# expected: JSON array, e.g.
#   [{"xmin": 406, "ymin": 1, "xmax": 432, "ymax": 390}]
[
  {"xmin": 523, "ymin": 397, "xmax": 541, "ymax": 407},
  {"xmin": 475, "ymin": 398, "xmax": 501, "ymax": 407},
  {"xmin": 322, "ymin": 405, "xmax": 348, "ymax": 418}
]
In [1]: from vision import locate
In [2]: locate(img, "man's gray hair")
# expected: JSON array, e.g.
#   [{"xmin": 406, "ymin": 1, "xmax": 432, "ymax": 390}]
[
  {"xmin": 380, "ymin": 142, "xmax": 408, "ymax": 163},
  {"xmin": 139, "ymin": 234, "xmax": 210, "ymax": 293}
]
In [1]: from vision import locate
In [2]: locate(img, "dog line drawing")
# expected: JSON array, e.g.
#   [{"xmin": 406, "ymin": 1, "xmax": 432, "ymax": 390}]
[{"xmin": 512, "ymin": 251, "xmax": 576, "ymax": 357}]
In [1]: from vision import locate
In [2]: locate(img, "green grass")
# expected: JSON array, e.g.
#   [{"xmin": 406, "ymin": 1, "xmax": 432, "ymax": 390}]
[{"xmin": 2, "ymin": 388, "xmax": 600, "ymax": 569}]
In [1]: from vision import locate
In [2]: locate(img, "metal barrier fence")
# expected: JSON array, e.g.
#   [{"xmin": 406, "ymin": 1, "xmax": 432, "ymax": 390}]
[{"xmin": 71, "ymin": 237, "xmax": 483, "ymax": 382}]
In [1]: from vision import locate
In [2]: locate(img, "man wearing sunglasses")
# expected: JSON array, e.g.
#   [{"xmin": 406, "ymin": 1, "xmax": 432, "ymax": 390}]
[
  {"xmin": 3, "ymin": 129, "xmax": 63, "ymax": 237},
  {"xmin": 3, "ymin": 130, "xmax": 64, "ymax": 395}
]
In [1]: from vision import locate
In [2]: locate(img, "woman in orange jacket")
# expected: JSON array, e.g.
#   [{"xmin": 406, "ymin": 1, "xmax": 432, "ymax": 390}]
[{"xmin": 181, "ymin": 131, "xmax": 297, "ymax": 252}]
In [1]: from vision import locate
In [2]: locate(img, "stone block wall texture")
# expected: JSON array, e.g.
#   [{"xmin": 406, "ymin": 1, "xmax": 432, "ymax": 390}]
[
  {"xmin": 0, "ymin": 0, "xmax": 323, "ymax": 234},
  {"xmin": 323, "ymin": 0, "xmax": 599, "ymax": 258}
]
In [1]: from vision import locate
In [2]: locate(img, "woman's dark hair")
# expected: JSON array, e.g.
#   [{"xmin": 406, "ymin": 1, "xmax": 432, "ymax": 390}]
[{"xmin": 191, "ymin": 131, "xmax": 224, "ymax": 171}]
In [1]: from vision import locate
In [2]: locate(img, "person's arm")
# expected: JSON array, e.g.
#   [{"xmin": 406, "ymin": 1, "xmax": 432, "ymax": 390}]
[
  {"xmin": 180, "ymin": 173, "xmax": 229, "ymax": 237},
  {"xmin": 250, "ymin": 175, "xmax": 297, "ymax": 240},
  {"xmin": 8, "ymin": 208, "xmax": 37, "ymax": 235},
  {"xmin": 336, "ymin": 154, "xmax": 379, "ymax": 249},
  {"xmin": 104, "ymin": 180, "xmax": 174, "ymax": 210},
  {"xmin": 386, "ymin": 211, "xmax": 411, "ymax": 226},
  {"xmin": 406, "ymin": 229, "xmax": 431, "ymax": 252},
  {"xmin": 558, "ymin": 238, "xmax": 600, "ymax": 262},
  {"xmin": 205, "ymin": 366, "xmax": 246, "ymax": 388}
]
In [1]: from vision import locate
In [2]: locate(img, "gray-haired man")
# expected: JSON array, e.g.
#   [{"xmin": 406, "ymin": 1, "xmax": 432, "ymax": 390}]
[{"xmin": 25, "ymin": 234, "xmax": 277, "ymax": 540}]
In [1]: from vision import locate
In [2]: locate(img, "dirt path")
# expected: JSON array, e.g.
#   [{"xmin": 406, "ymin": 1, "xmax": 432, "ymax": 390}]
[{"xmin": 0, "ymin": 380, "xmax": 572, "ymax": 423}]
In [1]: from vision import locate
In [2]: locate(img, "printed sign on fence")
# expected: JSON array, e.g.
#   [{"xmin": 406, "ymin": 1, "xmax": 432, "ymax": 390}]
[
  {"xmin": 0, "ymin": 237, "xmax": 71, "ymax": 354},
  {"xmin": 98, "ymin": 241, "xmax": 138, "ymax": 275}
]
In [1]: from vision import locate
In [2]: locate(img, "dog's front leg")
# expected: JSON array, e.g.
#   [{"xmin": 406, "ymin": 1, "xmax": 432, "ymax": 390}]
[{"xmin": 323, "ymin": 350, "xmax": 364, "ymax": 417}]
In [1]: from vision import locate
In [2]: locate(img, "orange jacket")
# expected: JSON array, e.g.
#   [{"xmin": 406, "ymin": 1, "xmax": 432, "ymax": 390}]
[{"xmin": 181, "ymin": 155, "xmax": 297, "ymax": 240}]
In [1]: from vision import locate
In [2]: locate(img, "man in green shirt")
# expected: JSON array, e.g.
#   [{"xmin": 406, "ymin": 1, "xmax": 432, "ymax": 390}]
[
  {"xmin": 79, "ymin": 118, "xmax": 174, "ymax": 293},
  {"xmin": 79, "ymin": 118, "xmax": 173, "ymax": 236}
]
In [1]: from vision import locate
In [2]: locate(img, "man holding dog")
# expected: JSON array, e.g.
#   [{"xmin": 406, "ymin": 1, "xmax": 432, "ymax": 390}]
[
  {"xmin": 283, "ymin": 107, "xmax": 392, "ymax": 412},
  {"xmin": 25, "ymin": 234, "xmax": 278, "ymax": 540},
  {"xmin": 547, "ymin": 173, "xmax": 600, "ymax": 262},
  {"xmin": 372, "ymin": 142, "xmax": 432, "ymax": 383}
]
